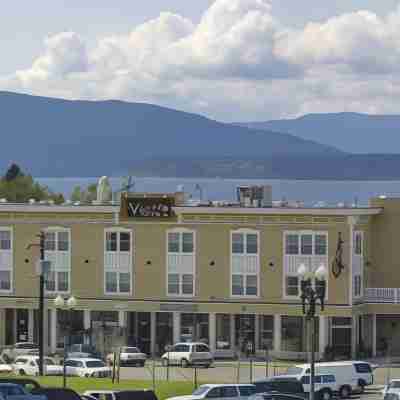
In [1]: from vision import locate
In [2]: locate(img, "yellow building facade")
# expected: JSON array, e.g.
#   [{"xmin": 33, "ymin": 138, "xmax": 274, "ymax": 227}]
[{"xmin": 0, "ymin": 192, "xmax": 396, "ymax": 359}]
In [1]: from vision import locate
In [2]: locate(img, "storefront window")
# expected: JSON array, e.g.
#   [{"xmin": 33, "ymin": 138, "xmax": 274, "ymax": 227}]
[
  {"xmin": 259, "ymin": 315, "xmax": 274, "ymax": 350},
  {"xmin": 180, "ymin": 314, "xmax": 209, "ymax": 344},
  {"xmin": 331, "ymin": 317, "xmax": 352, "ymax": 357},
  {"xmin": 235, "ymin": 315, "xmax": 255, "ymax": 353},
  {"xmin": 282, "ymin": 316, "xmax": 319, "ymax": 353},
  {"xmin": 156, "ymin": 313, "xmax": 173, "ymax": 355},
  {"xmin": 216, "ymin": 314, "xmax": 231, "ymax": 350},
  {"xmin": 57, "ymin": 310, "xmax": 84, "ymax": 348}
]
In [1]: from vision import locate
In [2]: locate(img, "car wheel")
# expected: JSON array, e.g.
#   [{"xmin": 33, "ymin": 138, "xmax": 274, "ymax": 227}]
[
  {"xmin": 180, "ymin": 359, "xmax": 189, "ymax": 368},
  {"xmin": 358, "ymin": 380, "xmax": 366, "ymax": 393},
  {"xmin": 318, "ymin": 389, "xmax": 333, "ymax": 400},
  {"xmin": 161, "ymin": 358, "xmax": 169, "ymax": 367},
  {"xmin": 19, "ymin": 369, "xmax": 26, "ymax": 376},
  {"xmin": 85, "ymin": 373, "xmax": 90, "ymax": 378},
  {"xmin": 339, "ymin": 385, "xmax": 351, "ymax": 399}
]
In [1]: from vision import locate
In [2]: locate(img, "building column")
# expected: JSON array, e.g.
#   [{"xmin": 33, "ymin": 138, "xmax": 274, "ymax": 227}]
[
  {"xmin": 173, "ymin": 312, "xmax": 180, "ymax": 344},
  {"xmin": 118, "ymin": 311, "xmax": 126, "ymax": 328},
  {"xmin": 150, "ymin": 312, "xmax": 156, "ymax": 356},
  {"xmin": 273, "ymin": 314, "xmax": 281, "ymax": 354},
  {"xmin": 372, "ymin": 314, "xmax": 377, "ymax": 357},
  {"xmin": 230, "ymin": 315, "xmax": 236, "ymax": 352},
  {"xmin": 50, "ymin": 309, "xmax": 57, "ymax": 353},
  {"xmin": 319, "ymin": 316, "xmax": 327, "ymax": 359},
  {"xmin": 83, "ymin": 310, "xmax": 91, "ymax": 345},
  {"xmin": 209, "ymin": 313, "xmax": 216, "ymax": 353},
  {"xmin": 28, "ymin": 309, "xmax": 34, "ymax": 342},
  {"xmin": 352, "ymin": 316, "xmax": 358, "ymax": 358}
]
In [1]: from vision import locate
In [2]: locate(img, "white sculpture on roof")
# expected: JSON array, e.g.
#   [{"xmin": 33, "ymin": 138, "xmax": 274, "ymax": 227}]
[{"xmin": 97, "ymin": 176, "xmax": 112, "ymax": 203}]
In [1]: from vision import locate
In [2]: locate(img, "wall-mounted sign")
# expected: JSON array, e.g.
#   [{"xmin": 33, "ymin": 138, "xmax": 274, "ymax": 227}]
[{"xmin": 121, "ymin": 195, "xmax": 175, "ymax": 218}]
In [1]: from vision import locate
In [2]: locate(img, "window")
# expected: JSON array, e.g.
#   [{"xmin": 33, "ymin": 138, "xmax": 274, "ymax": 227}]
[
  {"xmin": 104, "ymin": 229, "xmax": 132, "ymax": 294},
  {"xmin": 259, "ymin": 315, "xmax": 274, "ymax": 350},
  {"xmin": 284, "ymin": 232, "xmax": 328, "ymax": 298},
  {"xmin": 44, "ymin": 229, "xmax": 70, "ymax": 293},
  {"xmin": 354, "ymin": 275, "xmax": 362, "ymax": 297},
  {"xmin": 206, "ymin": 388, "xmax": 222, "ymax": 398},
  {"xmin": 354, "ymin": 363, "xmax": 372, "ymax": 373},
  {"xmin": 167, "ymin": 230, "xmax": 195, "ymax": 296},
  {"xmin": 221, "ymin": 387, "xmax": 238, "ymax": 398},
  {"xmin": 0, "ymin": 229, "xmax": 12, "ymax": 292},
  {"xmin": 322, "ymin": 375, "xmax": 336, "ymax": 383},
  {"xmin": 239, "ymin": 387, "xmax": 256, "ymax": 396},
  {"xmin": 355, "ymin": 232, "xmax": 363, "ymax": 255},
  {"xmin": 231, "ymin": 231, "xmax": 259, "ymax": 297},
  {"xmin": 216, "ymin": 314, "xmax": 231, "ymax": 350}
]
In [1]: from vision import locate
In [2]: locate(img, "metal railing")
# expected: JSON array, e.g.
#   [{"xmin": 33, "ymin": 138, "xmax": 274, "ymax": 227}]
[{"xmin": 363, "ymin": 287, "xmax": 400, "ymax": 303}]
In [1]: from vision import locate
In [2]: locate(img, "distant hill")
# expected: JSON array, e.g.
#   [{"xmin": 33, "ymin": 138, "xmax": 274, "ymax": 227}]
[
  {"xmin": 0, "ymin": 92, "xmax": 341, "ymax": 177},
  {"xmin": 236, "ymin": 112, "xmax": 400, "ymax": 154}
]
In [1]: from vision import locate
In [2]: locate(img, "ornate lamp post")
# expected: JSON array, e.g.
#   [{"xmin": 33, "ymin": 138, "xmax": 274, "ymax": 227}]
[
  {"xmin": 54, "ymin": 295, "xmax": 78, "ymax": 388},
  {"xmin": 297, "ymin": 264, "xmax": 327, "ymax": 400}
]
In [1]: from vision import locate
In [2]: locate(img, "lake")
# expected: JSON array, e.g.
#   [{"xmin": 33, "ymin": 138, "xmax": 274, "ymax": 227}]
[{"xmin": 37, "ymin": 177, "xmax": 400, "ymax": 207}]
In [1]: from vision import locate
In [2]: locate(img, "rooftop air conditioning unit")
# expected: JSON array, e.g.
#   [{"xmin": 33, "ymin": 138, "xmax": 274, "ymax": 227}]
[{"xmin": 236, "ymin": 185, "xmax": 272, "ymax": 207}]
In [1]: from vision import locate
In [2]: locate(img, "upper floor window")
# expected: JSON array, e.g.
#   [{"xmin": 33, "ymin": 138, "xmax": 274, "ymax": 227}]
[
  {"xmin": 231, "ymin": 230, "xmax": 259, "ymax": 297},
  {"xmin": 104, "ymin": 229, "xmax": 132, "ymax": 295},
  {"xmin": 44, "ymin": 229, "xmax": 70, "ymax": 293},
  {"xmin": 284, "ymin": 231, "xmax": 328, "ymax": 298},
  {"xmin": 167, "ymin": 230, "xmax": 195, "ymax": 296},
  {"xmin": 354, "ymin": 232, "xmax": 363, "ymax": 256},
  {"xmin": 0, "ymin": 229, "xmax": 12, "ymax": 293}
]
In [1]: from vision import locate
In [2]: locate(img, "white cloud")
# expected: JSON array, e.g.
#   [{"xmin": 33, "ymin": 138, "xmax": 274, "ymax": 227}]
[
  {"xmin": 4, "ymin": 0, "xmax": 400, "ymax": 120},
  {"xmin": 16, "ymin": 32, "xmax": 88, "ymax": 86}
]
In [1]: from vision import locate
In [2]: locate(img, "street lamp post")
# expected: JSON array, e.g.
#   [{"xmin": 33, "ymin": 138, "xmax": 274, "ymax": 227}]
[
  {"xmin": 297, "ymin": 264, "xmax": 327, "ymax": 400},
  {"xmin": 54, "ymin": 295, "xmax": 78, "ymax": 388}
]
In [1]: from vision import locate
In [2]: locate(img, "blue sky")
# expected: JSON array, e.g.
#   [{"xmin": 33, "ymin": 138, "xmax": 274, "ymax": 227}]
[{"xmin": 1, "ymin": 0, "xmax": 400, "ymax": 120}]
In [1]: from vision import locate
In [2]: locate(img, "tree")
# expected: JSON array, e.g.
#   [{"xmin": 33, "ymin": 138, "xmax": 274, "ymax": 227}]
[
  {"xmin": 70, "ymin": 183, "xmax": 98, "ymax": 203},
  {"xmin": 4, "ymin": 163, "xmax": 23, "ymax": 182},
  {"xmin": 0, "ymin": 164, "xmax": 64, "ymax": 204}
]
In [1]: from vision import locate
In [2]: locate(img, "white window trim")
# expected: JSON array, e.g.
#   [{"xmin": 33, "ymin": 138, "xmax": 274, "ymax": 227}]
[
  {"xmin": 104, "ymin": 227, "xmax": 133, "ymax": 296},
  {"xmin": 283, "ymin": 230, "xmax": 329, "ymax": 300},
  {"xmin": 44, "ymin": 227, "xmax": 71, "ymax": 295},
  {"xmin": 353, "ymin": 231, "xmax": 364, "ymax": 299},
  {"xmin": 0, "ymin": 227, "xmax": 13, "ymax": 294},
  {"xmin": 230, "ymin": 229, "xmax": 260, "ymax": 298},
  {"xmin": 166, "ymin": 228, "xmax": 196, "ymax": 298}
]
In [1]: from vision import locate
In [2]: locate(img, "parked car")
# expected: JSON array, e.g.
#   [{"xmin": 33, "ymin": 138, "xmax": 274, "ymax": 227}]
[
  {"xmin": 166, "ymin": 384, "xmax": 256, "ymax": 400},
  {"xmin": 64, "ymin": 358, "xmax": 111, "ymax": 378},
  {"xmin": 106, "ymin": 347, "xmax": 147, "ymax": 367},
  {"xmin": 0, "ymin": 383, "xmax": 46, "ymax": 400},
  {"xmin": 66, "ymin": 344, "xmax": 101, "ymax": 360},
  {"xmin": 249, "ymin": 393, "xmax": 306, "ymax": 400},
  {"xmin": 161, "ymin": 342, "xmax": 213, "ymax": 368},
  {"xmin": 83, "ymin": 390, "xmax": 158, "ymax": 400},
  {"xmin": 12, "ymin": 356, "xmax": 63, "ymax": 376},
  {"xmin": 252, "ymin": 377, "xmax": 305, "ymax": 397},
  {"xmin": 0, "ymin": 358, "xmax": 12, "ymax": 375},
  {"xmin": 31, "ymin": 387, "xmax": 82, "ymax": 400},
  {"xmin": 382, "ymin": 379, "xmax": 400, "ymax": 399},
  {"xmin": 1, "ymin": 344, "xmax": 38, "ymax": 363},
  {"xmin": 283, "ymin": 362, "xmax": 362, "ymax": 398},
  {"xmin": 0, "ymin": 378, "xmax": 41, "ymax": 393}
]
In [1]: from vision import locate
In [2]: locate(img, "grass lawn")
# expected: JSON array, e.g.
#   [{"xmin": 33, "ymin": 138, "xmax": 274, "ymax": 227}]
[{"xmin": 3, "ymin": 376, "xmax": 197, "ymax": 399}]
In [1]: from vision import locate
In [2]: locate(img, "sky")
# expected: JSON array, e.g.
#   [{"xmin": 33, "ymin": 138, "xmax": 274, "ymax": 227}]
[{"xmin": 1, "ymin": 0, "xmax": 400, "ymax": 121}]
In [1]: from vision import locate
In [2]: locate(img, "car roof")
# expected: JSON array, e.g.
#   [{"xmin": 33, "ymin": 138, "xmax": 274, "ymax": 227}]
[
  {"xmin": 199, "ymin": 384, "xmax": 255, "ymax": 388},
  {"xmin": 175, "ymin": 342, "xmax": 209, "ymax": 346},
  {"xmin": 67, "ymin": 358, "xmax": 103, "ymax": 362},
  {"xmin": 254, "ymin": 377, "xmax": 301, "ymax": 383}
]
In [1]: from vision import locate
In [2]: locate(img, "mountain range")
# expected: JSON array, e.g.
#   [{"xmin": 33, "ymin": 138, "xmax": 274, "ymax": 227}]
[{"xmin": 2, "ymin": 91, "xmax": 400, "ymax": 179}]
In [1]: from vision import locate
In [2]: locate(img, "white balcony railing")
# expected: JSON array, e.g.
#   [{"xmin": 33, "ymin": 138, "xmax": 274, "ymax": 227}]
[{"xmin": 363, "ymin": 288, "xmax": 400, "ymax": 303}]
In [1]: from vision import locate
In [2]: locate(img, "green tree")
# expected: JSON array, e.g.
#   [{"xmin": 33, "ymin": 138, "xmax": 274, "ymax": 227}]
[
  {"xmin": 0, "ymin": 164, "xmax": 65, "ymax": 204},
  {"xmin": 70, "ymin": 183, "xmax": 98, "ymax": 203}
]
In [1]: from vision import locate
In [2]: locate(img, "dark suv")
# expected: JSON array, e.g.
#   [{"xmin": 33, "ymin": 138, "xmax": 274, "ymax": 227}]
[{"xmin": 253, "ymin": 377, "xmax": 305, "ymax": 398}]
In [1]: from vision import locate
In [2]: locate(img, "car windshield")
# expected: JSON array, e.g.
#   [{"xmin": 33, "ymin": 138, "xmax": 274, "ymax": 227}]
[
  {"xmin": 86, "ymin": 361, "xmax": 105, "ymax": 368},
  {"xmin": 123, "ymin": 348, "xmax": 139, "ymax": 353},
  {"xmin": 0, "ymin": 386, "xmax": 25, "ymax": 396},
  {"xmin": 193, "ymin": 386, "xmax": 210, "ymax": 396},
  {"xmin": 286, "ymin": 367, "xmax": 303, "ymax": 375},
  {"xmin": 390, "ymin": 382, "xmax": 400, "ymax": 389}
]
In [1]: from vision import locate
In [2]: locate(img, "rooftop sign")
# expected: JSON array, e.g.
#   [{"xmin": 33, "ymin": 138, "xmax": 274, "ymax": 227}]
[{"xmin": 121, "ymin": 195, "xmax": 175, "ymax": 218}]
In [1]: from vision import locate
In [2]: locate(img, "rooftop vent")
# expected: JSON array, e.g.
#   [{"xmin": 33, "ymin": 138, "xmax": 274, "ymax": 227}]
[{"xmin": 236, "ymin": 185, "xmax": 272, "ymax": 208}]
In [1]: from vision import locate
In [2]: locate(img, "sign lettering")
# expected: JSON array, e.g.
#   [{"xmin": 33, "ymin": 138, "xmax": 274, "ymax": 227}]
[{"xmin": 121, "ymin": 195, "xmax": 175, "ymax": 218}]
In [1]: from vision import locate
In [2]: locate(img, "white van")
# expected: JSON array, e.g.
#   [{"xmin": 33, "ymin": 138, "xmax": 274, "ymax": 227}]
[{"xmin": 283, "ymin": 362, "xmax": 361, "ymax": 399}]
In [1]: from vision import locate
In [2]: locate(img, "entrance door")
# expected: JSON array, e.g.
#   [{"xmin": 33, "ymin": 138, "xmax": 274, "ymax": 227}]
[
  {"xmin": 16, "ymin": 310, "xmax": 29, "ymax": 343},
  {"xmin": 127, "ymin": 312, "xmax": 152, "ymax": 355}
]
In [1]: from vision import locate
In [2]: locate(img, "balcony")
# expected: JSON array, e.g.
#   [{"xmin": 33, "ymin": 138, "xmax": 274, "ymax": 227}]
[{"xmin": 363, "ymin": 288, "xmax": 400, "ymax": 303}]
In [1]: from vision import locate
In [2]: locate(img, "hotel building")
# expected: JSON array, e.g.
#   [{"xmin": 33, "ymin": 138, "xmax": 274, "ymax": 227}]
[{"xmin": 0, "ymin": 187, "xmax": 397, "ymax": 360}]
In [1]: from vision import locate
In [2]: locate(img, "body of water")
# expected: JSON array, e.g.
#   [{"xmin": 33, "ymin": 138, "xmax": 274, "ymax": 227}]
[{"xmin": 37, "ymin": 177, "xmax": 400, "ymax": 207}]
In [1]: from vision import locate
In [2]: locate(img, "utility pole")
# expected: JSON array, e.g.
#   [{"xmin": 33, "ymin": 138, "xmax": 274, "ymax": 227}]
[
  {"xmin": 27, "ymin": 231, "xmax": 47, "ymax": 377},
  {"xmin": 38, "ymin": 231, "xmax": 45, "ymax": 376}
]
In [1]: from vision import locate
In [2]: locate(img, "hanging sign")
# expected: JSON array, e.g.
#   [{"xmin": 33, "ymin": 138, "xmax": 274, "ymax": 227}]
[{"xmin": 332, "ymin": 232, "xmax": 345, "ymax": 278}]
